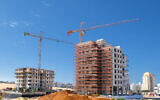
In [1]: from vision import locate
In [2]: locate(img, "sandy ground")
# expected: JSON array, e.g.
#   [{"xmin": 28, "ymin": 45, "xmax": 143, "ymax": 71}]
[
  {"xmin": 38, "ymin": 90, "xmax": 111, "ymax": 100},
  {"xmin": 0, "ymin": 83, "xmax": 16, "ymax": 90},
  {"xmin": 0, "ymin": 83, "xmax": 72, "ymax": 91},
  {"xmin": 10, "ymin": 97, "xmax": 39, "ymax": 100}
]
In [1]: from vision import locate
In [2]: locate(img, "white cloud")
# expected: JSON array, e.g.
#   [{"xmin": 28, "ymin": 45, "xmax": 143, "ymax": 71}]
[
  {"xmin": 0, "ymin": 22, "xmax": 7, "ymax": 27},
  {"xmin": 44, "ymin": 3, "xmax": 49, "ymax": 7},
  {"xmin": 25, "ymin": 23, "xmax": 30, "ymax": 26},
  {"xmin": 9, "ymin": 22, "xmax": 18, "ymax": 28},
  {"xmin": 22, "ymin": 21, "xmax": 33, "ymax": 27},
  {"xmin": 41, "ymin": 0, "xmax": 50, "ymax": 7},
  {"xmin": 34, "ymin": 14, "xmax": 41, "ymax": 18}
]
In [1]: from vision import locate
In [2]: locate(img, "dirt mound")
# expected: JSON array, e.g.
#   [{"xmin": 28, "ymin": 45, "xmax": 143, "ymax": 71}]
[{"xmin": 38, "ymin": 90, "xmax": 110, "ymax": 100}]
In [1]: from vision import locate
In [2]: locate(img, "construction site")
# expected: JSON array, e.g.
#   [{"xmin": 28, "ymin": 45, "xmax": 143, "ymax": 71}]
[
  {"xmin": 2, "ymin": 0, "xmax": 160, "ymax": 99},
  {"xmin": 75, "ymin": 39, "xmax": 113, "ymax": 95},
  {"xmin": 15, "ymin": 67, "xmax": 54, "ymax": 92},
  {"xmin": 13, "ymin": 32, "xmax": 73, "ymax": 94},
  {"xmin": 2, "ymin": 18, "xmax": 138, "ymax": 99},
  {"xmin": 75, "ymin": 39, "xmax": 129, "ymax": 95},
  {"xmin": 66, "ymin": 19, "xmax": 137, "ymax": 95}
]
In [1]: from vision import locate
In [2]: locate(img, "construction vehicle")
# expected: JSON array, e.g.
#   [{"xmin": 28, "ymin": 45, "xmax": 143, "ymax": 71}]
[{"xmin": 67, "ymin": 18, "xmax": 139, "ymax": 43}]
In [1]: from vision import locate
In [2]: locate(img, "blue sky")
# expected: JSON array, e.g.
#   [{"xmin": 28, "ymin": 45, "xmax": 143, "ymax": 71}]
[{"xmin": 0, "ymin": 0, "xmax": 160, "ymax": 84}]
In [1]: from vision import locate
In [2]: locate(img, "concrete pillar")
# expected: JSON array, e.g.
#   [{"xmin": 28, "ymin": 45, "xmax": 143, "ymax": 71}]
[{"xmin": 117, "ymin": 86, "xmax": 119, "ymax": 95}]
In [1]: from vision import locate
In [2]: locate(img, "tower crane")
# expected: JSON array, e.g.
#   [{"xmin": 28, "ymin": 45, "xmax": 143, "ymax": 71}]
[
  {"xmin": 67, "ymin": 18, "xmax": 139, "ymax": 43},
  {"xmin": 24, "ymin": 32, "xmax": 74, "ymax": 69}
]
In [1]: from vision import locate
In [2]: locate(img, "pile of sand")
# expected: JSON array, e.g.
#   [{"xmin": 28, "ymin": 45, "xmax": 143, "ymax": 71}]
[{"xmin": 38, "ymin": 90, "xmax": 111, "ymax": 100}]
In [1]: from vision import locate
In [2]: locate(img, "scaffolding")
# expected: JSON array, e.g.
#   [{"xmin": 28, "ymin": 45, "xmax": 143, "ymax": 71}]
[{"xmin": 75, "ymin": 41, "xmax": 113, "ymax": 95}]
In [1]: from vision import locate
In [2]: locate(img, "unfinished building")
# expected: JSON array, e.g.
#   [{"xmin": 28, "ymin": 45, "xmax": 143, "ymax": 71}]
[
  {"xmin": 15, "ymin": 67, "xmax": 54, "ymax": 92},
  {"xmin": 75, "ymin": 39, "xmax": 129, "ymax": 95}
]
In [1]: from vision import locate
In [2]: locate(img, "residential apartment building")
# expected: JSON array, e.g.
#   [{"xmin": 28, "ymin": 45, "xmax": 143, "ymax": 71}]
[
  {"xmin": 15, "ymin": 67, "xmax": 54, "ymax": 92},
  {"xmin": 130, "ymin": 82, "xmax": 141, "ymax": 93},
  {"xmin": 154, "ymin": 83, "xmax": 160, "ymax": 96},
  {"xmin": 75, "ymin": 39, "xmax": 129, "ymax": 95},
  {"xmin": 142, "ymin": 72, "xmax": 156, "ymax": 91}
]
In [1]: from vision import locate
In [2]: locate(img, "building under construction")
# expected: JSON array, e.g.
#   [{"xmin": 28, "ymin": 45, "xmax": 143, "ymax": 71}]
[
  {"xmin": 15, "ymin": 67, "xmax": 54, "ymax": 92},
  {"xmin": 75, "ymin": 39, "xmax": 129, "ymax": 95}
]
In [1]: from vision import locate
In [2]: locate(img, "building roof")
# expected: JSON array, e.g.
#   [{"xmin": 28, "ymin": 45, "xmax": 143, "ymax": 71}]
[{"xmin": 144, "ymin": 72, "xmax": 150, "ymax": 76}]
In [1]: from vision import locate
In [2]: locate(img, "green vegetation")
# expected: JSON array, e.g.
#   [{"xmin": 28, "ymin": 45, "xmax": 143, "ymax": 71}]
[
  {"xmin": 117, "ymin": 99, "xmax": 125, "ymax": 100},
  {"xmin": 141, "ymin": 90, "xmax": 153, "ymax": 92}
]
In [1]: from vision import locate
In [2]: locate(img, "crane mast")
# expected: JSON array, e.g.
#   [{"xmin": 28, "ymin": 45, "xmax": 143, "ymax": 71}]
[
  {"xmin": 38, "ymin": 32, "xmax": 42, "ymax": 69},
  {"xmin": 80, "ymin": 22, "xmax": 85, "ymax": 43}
]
